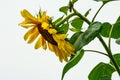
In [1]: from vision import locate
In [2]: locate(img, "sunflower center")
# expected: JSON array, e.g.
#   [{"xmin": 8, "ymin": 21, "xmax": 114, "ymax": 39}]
[{"xmin": 37, "ymin": 24, "xmax": 57, "ymax": 46}]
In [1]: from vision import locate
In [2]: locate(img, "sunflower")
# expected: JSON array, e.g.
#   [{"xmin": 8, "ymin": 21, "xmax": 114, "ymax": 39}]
[{"xmin": 19, "ymin": 9, "xmax": 75, "ymax": 62}]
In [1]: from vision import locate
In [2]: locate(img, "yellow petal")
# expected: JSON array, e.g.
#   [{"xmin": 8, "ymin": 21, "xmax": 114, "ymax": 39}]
[
  {"xmin": 41, "ymin": 11, "xmax": 50, "ymax": 22},
  {"xmin": 27, "ymin": 28, "xmax": 39, "ymax": 44},
  {"xmin": 24, "ymin": 27, "xmax": 35, "ymax": 40},
  {"xmin": 53, "ymin": 34, "xmax": 67, "ymax": 42},
  {"xmin": 48, "ymin": 43, "xmax": 54, "ymax": 52},
  {"xmin": 21, "ymin": 9, "xmax": 37, "ymax": 23},
  {"xmin": 65, "ymin": 41, "xmax": 75, "ymax": 54},
  {"xmin": 60, "ymin": 49, "xmax": 68, "ymax": 62},
  {"xmin": 55, "ymin": 48, "xmax": 63, "ymax": 62},
  {"xmin": 41, "ymin": 36, "xmax": 47, "ymax": 50},
  {"xmin": 34, "ymin": 36, "xmax": 42, "ymax": 49},
  {"xmin": 19, "ymin": 23, "xmax": 35, "ymax": 28},
  {"xmin": 52, "ymin": 46, "xmax": 59, "ymax": 56}
]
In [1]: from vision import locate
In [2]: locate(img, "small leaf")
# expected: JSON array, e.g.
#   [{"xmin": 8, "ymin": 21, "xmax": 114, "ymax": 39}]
[
  {"xmin": 110, "ymin": 53, "xmax": 120, "ymax": 67},
  {"xmin": 93, "ymin": 0, "xmax": 117, "ymax": 4},
  {"xmin": 73, "ymin": 22, "xmax": 102, "ymax": 51},
  {"xmin": 59, "ymin": 23, "xmax": 69, "ymax": 34},
  {"xmin": 70, "ymin": 9, "xmax": 91, "ymax": 31},
  {"xmin": 61, "ymin": 49, "xmax": 84, "ymax": 80},
  {"xmin": 71, "ymin": 17, "xmax": 83, "ymax": 31},
  {"xmin": 111, "ymin": 22, "xmax": 120, "ymax": 39},
  {"xmin": 59, "ymin": 6, "xmax": 68, "ymax": 15},
  {"xmin": 84, "ymin": 9, "xmax": 91, "ymax": 17},
  {"xmin": 88, "ymin": 62, "xmax": 115, "ymax": 80},
  {"xmin": 100, "ymin": 19, "xmax": 120, "ymax": 39},
  {"xmin": 71, "ymin": 0, "xmax": 78, "ymax": 4},
  {"xmin": 100, "ymin": 22, "xmax": 112, "ymax": 38},
  {"xmin": 53, "ymin": 16, "xmax": 64, "ymax": 25},
  {"xmin": 116, "ymin": 38, "xmax": 120, "ymax": 45}
]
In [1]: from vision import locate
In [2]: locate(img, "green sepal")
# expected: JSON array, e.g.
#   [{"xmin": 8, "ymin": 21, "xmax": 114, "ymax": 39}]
[
  {"xmin": 61, "ymin": 49, "xmax": 84, "ymax": 80},
  {"xmin": 88, "ymin": 62, "xmax": 115, "ymax": 80}
]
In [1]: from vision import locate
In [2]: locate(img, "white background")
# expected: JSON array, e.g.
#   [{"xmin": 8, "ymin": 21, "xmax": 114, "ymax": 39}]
[{"xmin": 0, "ymin": 0, "xmax": 120, "ymax": 80}]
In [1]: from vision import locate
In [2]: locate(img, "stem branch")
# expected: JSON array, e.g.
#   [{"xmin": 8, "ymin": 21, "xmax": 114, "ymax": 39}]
[
  {"xmin": 92, "ymin": 3, "xmax": 105, "ymax": 22},
  {"xmin": 55, "ymin": 13, "xmax": 76, "ymax": 27},
  {"xmin": 84, "ymin": 50, "xmax": 108, "ymax": 56},
  {"xmin": 108, "ymin": 25, "xmax": 114, "ymax": 49}
]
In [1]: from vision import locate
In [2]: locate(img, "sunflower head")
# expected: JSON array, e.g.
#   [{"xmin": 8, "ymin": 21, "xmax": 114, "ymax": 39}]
[{"xmin": 19, "ymin": 9, "xmax": 75, "ymax": 62}]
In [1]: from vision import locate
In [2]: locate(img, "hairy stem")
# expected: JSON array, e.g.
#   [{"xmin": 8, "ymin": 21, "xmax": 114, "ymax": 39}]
[
  {"xmin": 97, "ymin": 35, "xmax": 120, "ymax": 76},
  {"xmin": 91, "ymin": 2, "xmax": 120, "ymax": 76}
]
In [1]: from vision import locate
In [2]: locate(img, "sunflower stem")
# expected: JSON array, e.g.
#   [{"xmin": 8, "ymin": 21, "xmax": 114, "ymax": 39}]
[{"xmin": 97, "ymin": 35, "xmax": 120, "ymax": 76}]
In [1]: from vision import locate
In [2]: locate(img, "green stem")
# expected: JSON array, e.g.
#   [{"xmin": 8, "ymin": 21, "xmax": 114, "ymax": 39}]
[
  {"xmin": 108, "ymin": 25, "xmax": 114, "ymax": 49},
  {"xmin": 55, "ymin": 10, "xmax": 91, "ymax": 28},
  {"xmin": 97, "ymin": 35, "xmax": 120, "ymax": 76},
  {"xmin": 84, "ymin": 50, "xmax": 108, "ymax": 56},
  {"xmin": 73, "ymin": 8, "xmax": 91, "ymax": 25},
  {"xmin": 55, "ymin": 13, "xmax": 76, "ymax": 27},
  {"xmin": 92, "ymin": 3, "xmax": 105, "ymax": 22},
  {"xmin": 91, "ymin": 2, "xmax": 120, "ymax": 75}
]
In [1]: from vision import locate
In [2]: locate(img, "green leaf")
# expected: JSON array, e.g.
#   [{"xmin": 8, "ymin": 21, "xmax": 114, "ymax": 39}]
[
  {"xmin": 69, "ymin": 31, "xmax": 82, "ymax": 44},
  {"xmin": 110, "ymin": 53, "xmax": 120, "ymax": 67},
  {"xmin": 71, "ymin": 0, "xmax": 78, "ymax": 4},
  {"xmin": 70, "ymin": 9, "xmax": 91, "ymax": 31},
  {"xmin": 56, "ymin": 23, "xmax": 69, "ymax": 34},
  {"xmin": 84, "ymin": 9, "xmax": 91, "ymax": 17},
  {"xmin": 93, "ymin": 0, "xmax": 117, "ymax": 4},
  {"xmin": 59, "ymin": 6, "xmax": 68, "ymax": 15},
  {"xmin": 71, "ymin": 17, "xmax": 83, "ymax": 31},
  {"xmin": 53, "ymin": 16, "xmax": 64, "ymax": 25},
  {"xmin": 100, "ymin": 19, "xmax": 120, "ymax": 39},
  {"xmin": 73, "ymin": 22, "xmax": 102, "ymax": 51},
  {"xmin": 111, "ymin": 22, "xmax": 120, "ymax": 39},
  {"xmin": 88, "ymin": 62, "xmax": 115, "ymax": 80},
  {"xmin": 116, "ymin": 38, "xmax": 120, "ymax": 45},
  {"xmin": 100, "ymin": 22, "xmax": 112, "ymax": 38},
  {"xmin": 61, "ymin": 49, "xmax": 84, "ymax": 80},
  {"xmin": 116, "ymin": 16, "xmax": 120, "ymax": 23}
]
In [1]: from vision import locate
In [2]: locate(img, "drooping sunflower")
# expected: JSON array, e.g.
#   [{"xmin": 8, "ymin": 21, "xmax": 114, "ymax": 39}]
[{"xmin": 19, "ymin": 9, "xmax": 75, "ymax": 62}]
